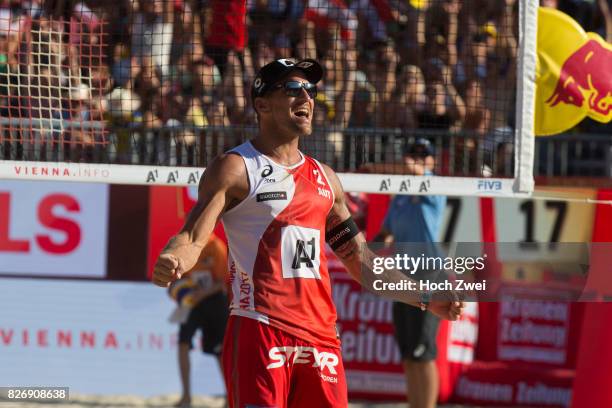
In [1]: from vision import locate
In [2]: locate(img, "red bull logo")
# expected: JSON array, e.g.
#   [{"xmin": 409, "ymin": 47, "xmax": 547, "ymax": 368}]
[
  {"xmin": 546, "ymin": 38, "xmax": 612, "ymax": 118},
  {"xmin": 535, "ymin": 7, "xmax": 611, "ymax": 136}
]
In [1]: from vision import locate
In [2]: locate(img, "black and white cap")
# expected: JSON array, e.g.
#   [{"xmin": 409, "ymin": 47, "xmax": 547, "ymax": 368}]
[{"xmin": 251, "ymin": 58, "xmax": 324, "ymax": 101}]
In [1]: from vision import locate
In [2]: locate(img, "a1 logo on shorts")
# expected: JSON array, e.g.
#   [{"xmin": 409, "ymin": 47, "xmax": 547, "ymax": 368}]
[{"xmin": 281, "ymin": 225, "xmax": 321, "ymax": 279}]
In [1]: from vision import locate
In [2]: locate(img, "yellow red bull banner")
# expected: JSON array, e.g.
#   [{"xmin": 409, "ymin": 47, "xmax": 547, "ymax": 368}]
[{"xmin": 535, "ymin": 7, "xmax": 612, "ymax": 136}]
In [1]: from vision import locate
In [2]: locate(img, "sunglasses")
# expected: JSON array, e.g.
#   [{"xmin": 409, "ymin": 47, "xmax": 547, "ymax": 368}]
[{"xmin": 273, "ymin": 81, "xmax": 317, "ymax": 98}]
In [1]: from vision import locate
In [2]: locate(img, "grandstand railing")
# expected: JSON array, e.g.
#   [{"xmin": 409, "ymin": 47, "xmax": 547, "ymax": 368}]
[
  {"xmin": 534, "ymin": 133, "xmax": 612, "ymax": 178},
  {"xmin": 1, "ymin": 119, "xmax": 609, "ymax": 178}
]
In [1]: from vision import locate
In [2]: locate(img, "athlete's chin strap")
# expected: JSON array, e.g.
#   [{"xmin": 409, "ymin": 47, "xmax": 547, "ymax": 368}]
[{"xmin": 326, "ymin": 217, "xmax": 360, "ymax": 251}]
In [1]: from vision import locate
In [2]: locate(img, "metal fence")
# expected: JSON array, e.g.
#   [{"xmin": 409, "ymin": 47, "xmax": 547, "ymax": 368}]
[
  {"xmin": 1, "ymin": 118, "xmax": 610, "ymax": 178},
  {"xmin": 534, "ymin": 133, "xmax": 612, "ymax": 177}
]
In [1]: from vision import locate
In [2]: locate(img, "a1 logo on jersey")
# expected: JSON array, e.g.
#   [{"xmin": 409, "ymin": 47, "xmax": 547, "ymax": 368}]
[{"xmin": 281, "ymin": 225, "xmax": 321, "ymax": 279}]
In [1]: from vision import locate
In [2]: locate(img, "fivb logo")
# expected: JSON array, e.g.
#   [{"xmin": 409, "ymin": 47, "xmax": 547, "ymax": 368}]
[
  {"xmin": 266, "ymin": 346, "xmax": 339, "ymax": 376},
  {"xmin": 477, "ymin": 179, "xmax": 502, "ymax": 191}
]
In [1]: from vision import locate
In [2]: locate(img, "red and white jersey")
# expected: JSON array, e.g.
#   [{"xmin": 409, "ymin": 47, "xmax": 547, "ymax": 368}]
[{"xmin": 221, "ymin": 141, "xmax": 339, "ymax": 348}]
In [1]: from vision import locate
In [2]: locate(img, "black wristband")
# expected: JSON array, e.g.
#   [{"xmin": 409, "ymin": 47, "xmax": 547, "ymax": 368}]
[{"xmin": 326, "ymin": 217, "xmax": 360, "ymax": 250}]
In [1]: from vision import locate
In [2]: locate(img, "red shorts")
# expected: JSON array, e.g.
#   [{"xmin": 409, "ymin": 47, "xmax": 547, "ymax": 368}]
[{"xmin": 222, "ymin": 315, "xmax": 348, "ymax": 408}]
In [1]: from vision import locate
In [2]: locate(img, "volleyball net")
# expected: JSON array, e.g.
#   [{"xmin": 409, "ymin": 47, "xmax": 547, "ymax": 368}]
[{"xmin": 0, "ymin": 0, "xmax": 537, "ymax": 196}]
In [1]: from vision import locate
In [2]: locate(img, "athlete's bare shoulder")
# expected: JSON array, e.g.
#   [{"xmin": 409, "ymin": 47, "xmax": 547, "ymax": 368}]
[
  {"xmin": 198, "ymin": 152, "xmax": 249, "ymax": 211},
  {"xmin": 199, "ymin": 153, "xmax": 248, "ymax": 188}
]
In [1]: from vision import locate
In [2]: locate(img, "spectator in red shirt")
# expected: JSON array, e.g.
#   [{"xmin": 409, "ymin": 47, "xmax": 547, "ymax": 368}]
[{"xmin": 205, "ymin": 0, "xmax": 247, "ymax": 77}]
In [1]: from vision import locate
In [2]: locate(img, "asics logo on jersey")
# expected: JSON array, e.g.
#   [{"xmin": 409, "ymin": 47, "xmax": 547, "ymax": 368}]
[
  {"xmin": 261, "ymin": 165, "xmax": 273, "ymax": 178},
  {"xmin": 266, "ymin": 346, "xmax": 339, "ymax": 375}
]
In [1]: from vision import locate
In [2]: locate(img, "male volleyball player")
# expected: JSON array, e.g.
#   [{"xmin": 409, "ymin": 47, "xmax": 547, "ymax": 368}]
[{"xmin": 152, "ymin": 58, "xmax": 464, "ymax": 408}]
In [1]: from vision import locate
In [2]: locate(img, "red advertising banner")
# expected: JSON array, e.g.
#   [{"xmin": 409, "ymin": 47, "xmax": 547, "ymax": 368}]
[
  {"xmin": 0, "ymin": 180, "xmax": 109, "ymax": 278},
  {"xmin": 494, "ymin": 292, "xmax": 584, "ymax": 368},
  {"xmin": 453, "ymin": 361, "xmax": 574, "ymax": 407}
]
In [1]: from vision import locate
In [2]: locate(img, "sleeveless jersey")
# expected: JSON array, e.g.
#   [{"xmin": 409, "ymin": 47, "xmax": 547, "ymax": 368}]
[{"xmin": 221, "ymin": 141, "xmax": 339, "ymax": 348}]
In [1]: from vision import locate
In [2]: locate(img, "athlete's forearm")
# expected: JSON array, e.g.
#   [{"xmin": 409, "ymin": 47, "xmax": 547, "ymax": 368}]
[
  {"xmin": 163, "ymin": 212, "xmax": 212, "ymax": 271},
  {"xmin": 161, "ymin": 234, "xmax": 206, "ymax": 274},
  {"xmin": 164, "ymin": 232, "xmax": 205, "ymax": 251},
  {"xmin": 169, "ymin": 188, "xmax": 225, "ymax": 249}
]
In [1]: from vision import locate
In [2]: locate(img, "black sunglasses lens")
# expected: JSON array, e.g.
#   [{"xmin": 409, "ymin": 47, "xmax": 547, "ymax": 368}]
[
  {"xmin": 304, "ymin": 83, "xmax": 317, "ymax": 98},
  {"xmin": 282, "ymin": 82, "xmax": 317, "ymax": 98},
  {"xmin": 284, "ymin": 82, "xmax": 303, "ymax": 96}
]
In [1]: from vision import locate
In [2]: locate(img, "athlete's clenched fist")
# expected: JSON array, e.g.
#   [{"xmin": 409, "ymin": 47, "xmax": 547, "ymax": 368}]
[
  {"xmin": 152, "ymin": 253, "xmax": 182, "ymax": 287},
  {"xmin": 152, "ymin": 238, "xmax": 202, "ymax": 287}
]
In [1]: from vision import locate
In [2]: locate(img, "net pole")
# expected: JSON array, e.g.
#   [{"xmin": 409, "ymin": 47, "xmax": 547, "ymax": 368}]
[{"xmin": 513, "ymin": 0, "xmax": 538, "ymax": 194}]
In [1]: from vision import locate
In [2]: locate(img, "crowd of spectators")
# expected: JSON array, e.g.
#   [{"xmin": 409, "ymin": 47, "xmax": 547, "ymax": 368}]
[{"xmin": 0, "ymin": 0, "xmax": 610, "ymax": 174}]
